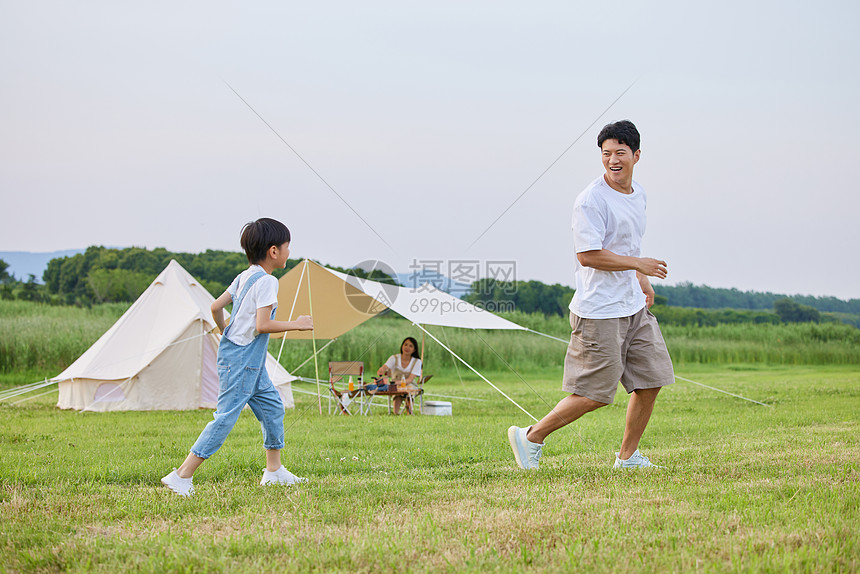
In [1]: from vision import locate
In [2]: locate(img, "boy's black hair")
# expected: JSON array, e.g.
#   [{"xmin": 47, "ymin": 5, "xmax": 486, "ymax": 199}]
[
  {"xmin": 597, "ymin": 120, "xmax": 640, "ymax": 153},
  {"xmin": 401, "ymin": 337, "xmax": 421, "ymax": 360},
  {"xmin": 240, "ymin": 218, "xmax": 291, "ymax": 264}
]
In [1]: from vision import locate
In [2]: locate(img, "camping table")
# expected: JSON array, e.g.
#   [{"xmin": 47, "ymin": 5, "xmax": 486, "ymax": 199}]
[{"xmin": 359, "ymin": 387, "xmax": 422, "ymax": 415}]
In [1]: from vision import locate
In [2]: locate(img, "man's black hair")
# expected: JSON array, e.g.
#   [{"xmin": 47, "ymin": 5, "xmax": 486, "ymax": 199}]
[
  {"xmin": 597, "ymin": 120, "xmax": 640, "ymax": 153},
  {"xmin": 240, "ymin": 218, "xmax": 291, "ymax": 264}
]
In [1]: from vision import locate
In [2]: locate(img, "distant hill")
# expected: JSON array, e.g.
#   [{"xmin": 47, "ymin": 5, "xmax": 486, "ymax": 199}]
[
  {"xmin": 396, "ymin": 271, "xmax": 471, "ymax": 298},
  {"xmin": 0, "ymin": 250, "xmax": 85, "ymax": 283}
]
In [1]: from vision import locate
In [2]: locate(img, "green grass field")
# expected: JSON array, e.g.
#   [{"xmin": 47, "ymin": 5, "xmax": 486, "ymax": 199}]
[{"xmin": 1, "ymin": 364, "xmax": 858, "ymax": 573}]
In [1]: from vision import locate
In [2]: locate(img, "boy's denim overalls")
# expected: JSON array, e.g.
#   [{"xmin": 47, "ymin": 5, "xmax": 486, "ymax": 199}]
[{"xmin": 191, "ymin": 272, "xmax": 285, "ymax": 459}]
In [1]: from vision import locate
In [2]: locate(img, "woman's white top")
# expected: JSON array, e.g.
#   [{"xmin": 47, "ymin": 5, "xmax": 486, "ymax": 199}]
[{"xmin": 384, "ymin": 354, "xmax": 422, "ymax": 380}]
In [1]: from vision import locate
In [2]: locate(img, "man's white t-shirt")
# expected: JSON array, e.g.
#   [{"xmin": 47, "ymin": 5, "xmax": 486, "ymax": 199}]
[
  {"xmin": 569, "ymin": 175, "xmax": 648, "ymax": 319},
  {"xmin": 225, "ymin": 265, "xmax": 279, "ymax": 346},
  {"xmin": 384, "ymin": 355, "xmax": 422, "ymax": 380}
]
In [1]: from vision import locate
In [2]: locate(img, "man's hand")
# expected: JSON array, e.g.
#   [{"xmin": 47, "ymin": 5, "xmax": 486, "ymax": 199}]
[
  {"xmin": 637, "ymin": 272, "xmax": 656, "ymax": 308},
  {"xmin": 294, "ymin": 315, "xmax": 314, "ymax": 331},
  {"xmin": 636, "ymin": 257, "xmax": 668, "ymax": 279}
]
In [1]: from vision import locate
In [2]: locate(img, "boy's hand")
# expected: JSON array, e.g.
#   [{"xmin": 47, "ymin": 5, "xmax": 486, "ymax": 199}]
[{"xmin": 295, "ymin": 315, "xmax": 314, "ymax": 331}]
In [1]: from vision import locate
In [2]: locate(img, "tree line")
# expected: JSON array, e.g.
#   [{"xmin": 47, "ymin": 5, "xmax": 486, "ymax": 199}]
[
  {"xmin": 463, "ymin": 278, "xmax": 857, "ymax": 328},
  {"xmin": 0, "ymin": 247, "xmax": 394, "ymax": 306},
  {"xmin": 1, "ymin": 248, "xmax": 856, "ymax": 328},
  {"xmin": 652, "ymin": 281, "xmax": 860, "ymax": 314}
]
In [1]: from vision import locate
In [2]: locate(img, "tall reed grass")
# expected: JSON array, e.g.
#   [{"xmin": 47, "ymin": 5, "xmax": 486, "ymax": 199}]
[
  {"xmin": 1, "ymin": 301, "xmax": 857, "ymax": 380},
  {"xmin": 0, "ymin": 301, "xmax": 127, "ymax": 374}
]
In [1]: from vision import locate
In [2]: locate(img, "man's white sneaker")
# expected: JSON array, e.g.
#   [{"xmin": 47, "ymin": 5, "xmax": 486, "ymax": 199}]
[
  {"xmin": 507, "ymin": 426, "xmax": 544, "ymax": 470},
  {"xmin": 261, "ymin": 466, "xmax": 308, "ymax": 486},
  {"xmin": 613, "ymin": 449, "xmax": 662, "ymax": 469},
  {"xmin": 161, "ymin": 469, "xmax": 194, "ymax": 496}
]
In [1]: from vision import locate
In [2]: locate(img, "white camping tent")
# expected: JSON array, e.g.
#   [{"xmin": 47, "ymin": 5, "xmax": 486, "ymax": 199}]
[{"xmin": 54, "ymin": 260, "xmax": 295, "ymax": 412}]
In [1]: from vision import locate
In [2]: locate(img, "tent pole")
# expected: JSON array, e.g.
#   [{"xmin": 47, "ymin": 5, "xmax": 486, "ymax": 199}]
[
  {"xmin": 420, "ymin": 327, "xmax": 425, "ymax": 372},
  {"xmin": 413, "ymin": 324, "xmax": 537, "ymax": 422},
  {"xmin": 277, "ymin": 260, "xmax": 307, "ymax": 364},
  {"xmin": 305, "ymin": 260, "xmax": 322, "ymax": 415}
]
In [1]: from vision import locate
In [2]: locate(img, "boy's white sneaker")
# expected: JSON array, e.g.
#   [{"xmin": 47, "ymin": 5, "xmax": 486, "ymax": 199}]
[
  {"xmin": 261, "ymin": 465, "xmax": 308, "ymax": 486},
  {"xmin": 161, "ymin": 469, "xmax": 194, "ymax": 496},
  {"xmin": 613, "ymin": 449, "xmax": 662, "ymax": 469},
  {"xmin": 507, "ymin": 426, "xmax": 544, "ymax": 470}
]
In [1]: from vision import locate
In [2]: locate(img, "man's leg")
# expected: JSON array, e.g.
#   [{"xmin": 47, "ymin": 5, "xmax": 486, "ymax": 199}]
[
  {"xmin": 618, "ymin": 387, "xmax": 660, "ymax": 460},
  {"xmin": 527, "ymin": 394, "xmax": 606, "ymax": 444},
  {"xmin": 509, "ymin": 394, "xmax": 606, "ymax": 470}
]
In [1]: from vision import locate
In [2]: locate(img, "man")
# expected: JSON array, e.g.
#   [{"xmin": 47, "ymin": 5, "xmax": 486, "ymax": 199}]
[{"xmin": 508, "ymin": 120, "xmax": 674, "ymax": 470}]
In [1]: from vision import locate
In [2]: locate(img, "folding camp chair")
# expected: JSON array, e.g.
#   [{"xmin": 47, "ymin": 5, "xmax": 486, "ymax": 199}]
[{"xmin": 328, "ymin": 361, "xmax": 365, "ymax": 415}]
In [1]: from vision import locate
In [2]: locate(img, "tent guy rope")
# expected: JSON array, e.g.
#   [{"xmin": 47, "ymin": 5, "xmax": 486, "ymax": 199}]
[{"xmin": 413, "ymin": 323, "xmax": 538, "ymax": 422}]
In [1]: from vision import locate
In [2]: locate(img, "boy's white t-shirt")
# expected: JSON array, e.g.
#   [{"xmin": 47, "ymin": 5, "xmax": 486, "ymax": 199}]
[
  {"xmin": 225, "ymin": 265, "xmax": 279, "ymax": 346},
  {"xmin": 569, "ymin": 175, "xmax": 648, "ymax": 319},
  {"xmin": 384, "ymin": 355, "xmax": 422, "ymax": 379}
]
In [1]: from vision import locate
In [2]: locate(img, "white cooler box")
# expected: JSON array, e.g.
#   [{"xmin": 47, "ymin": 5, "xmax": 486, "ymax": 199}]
[{"xmin": 423, "ymin": 400, "xmax": 452, "ymax": 416}]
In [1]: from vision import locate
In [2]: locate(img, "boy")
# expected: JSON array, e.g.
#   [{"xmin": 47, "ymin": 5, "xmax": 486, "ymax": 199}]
[
  {"xmin": 162, "ymin": 218, "xmax": 313, "ymax": 496},
  {"xmin": 508, "ymin": 120, "xmax": 674, "ymax": 470}
]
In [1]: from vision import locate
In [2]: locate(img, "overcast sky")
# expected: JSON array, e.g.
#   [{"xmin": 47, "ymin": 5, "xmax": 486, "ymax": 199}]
[{"xmin": 2, "ymin": 1, "xmax": 858, "ymax": 299}]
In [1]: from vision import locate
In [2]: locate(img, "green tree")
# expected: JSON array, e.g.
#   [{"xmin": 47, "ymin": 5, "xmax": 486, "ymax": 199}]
[
  {"xmin": 0, "ymin": 259, "xmax": 10, "ymax": 284},
  {"xmin": 86, "ymin": 269, "xmax": 153, "ymax": 303},
  {"xmin": 17, "ymin": 274, "xmax": 44, "ymax": 302},
  {"xmin": 774, "ymin": 298, "xmax": 820, "ymax": 323}
]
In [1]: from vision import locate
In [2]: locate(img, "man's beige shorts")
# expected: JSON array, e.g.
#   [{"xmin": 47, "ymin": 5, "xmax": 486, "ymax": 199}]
[{"xmin": 562, "ymin": 307, "xmax": 674, "ymax": 404}]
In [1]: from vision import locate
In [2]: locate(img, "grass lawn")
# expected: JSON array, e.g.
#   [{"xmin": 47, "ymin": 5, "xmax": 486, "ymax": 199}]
[{"xmin": 1, "ymin": 364, "xmax": 858, "ymax": 572}]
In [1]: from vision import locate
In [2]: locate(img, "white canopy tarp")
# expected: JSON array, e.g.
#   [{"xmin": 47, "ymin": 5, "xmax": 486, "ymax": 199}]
[
  {"xmin": 275, "ymin": 260, "xmax": 525, "ymax": 339},
  {"xmin": 330, "ymin": 268, "xmax": 526, "ymax": 331}
]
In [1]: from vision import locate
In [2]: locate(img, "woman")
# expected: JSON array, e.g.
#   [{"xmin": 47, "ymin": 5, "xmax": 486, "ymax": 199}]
[{"xmin": 376, "ymin": 337, "xmax": 422, "ymax": 415}]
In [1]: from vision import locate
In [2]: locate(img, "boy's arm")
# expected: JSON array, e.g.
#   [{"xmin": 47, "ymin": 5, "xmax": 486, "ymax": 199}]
[
  {"xmin": 210, "ymin": 291, "xmax": 232, "ymax": 333},
  {"xmin": 255, "ymin": 306, "xmax": 313, "ymax": 334},
  {"xmin": 577, "ymin": 249, "xmax": 668, "ymax": 279}
]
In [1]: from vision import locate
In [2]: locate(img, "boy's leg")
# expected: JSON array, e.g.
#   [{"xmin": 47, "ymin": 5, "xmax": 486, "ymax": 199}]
[
  {"xmin": 265, "ymin": 448, "xmax": 282, "ymax": 472},
  {"xmin": 177, "ymin": 453, "xmax": 205, "ymax": 478},
  {"xmin": 246, "ymin": 382, "xmax": 286, "ymax": 464},
  {"xmin": 189, "ymin": 367, "xmax": 252, "ymax": 461},
  {"xmin": 248, "ymin": 383, "xmax": 308, "ymax": 485}
]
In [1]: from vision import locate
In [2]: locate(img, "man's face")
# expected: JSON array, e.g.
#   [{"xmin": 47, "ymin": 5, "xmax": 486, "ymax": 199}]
[{"xmin": 601, "ymin": 139, "xmax": 640, "ymax": 190}]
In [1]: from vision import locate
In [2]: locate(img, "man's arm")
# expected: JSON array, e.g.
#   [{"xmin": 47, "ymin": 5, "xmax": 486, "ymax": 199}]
[
  {"xmin": 577, "ymin": 249, "xmax": 667, "ymax": 279},
  {"xmin": 255, "ymin": 306, "xmax": 313, "ymax": 334}
]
